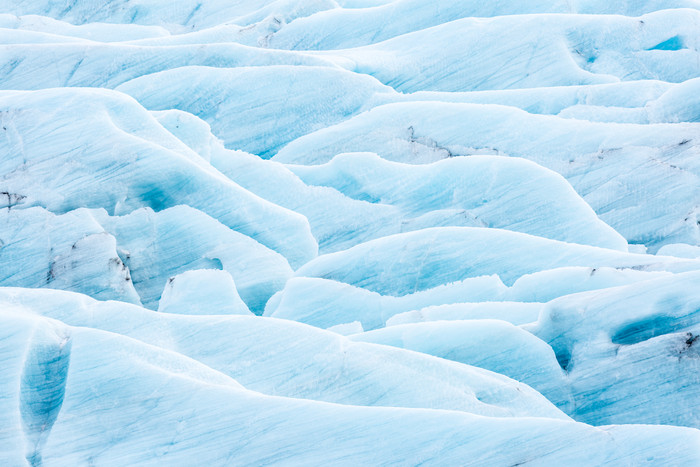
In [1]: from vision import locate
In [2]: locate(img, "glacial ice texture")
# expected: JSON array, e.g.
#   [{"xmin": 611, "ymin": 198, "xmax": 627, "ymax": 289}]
[{"xmin": 1, "ymin": 0, "xmax": 700, "ymax": 465}]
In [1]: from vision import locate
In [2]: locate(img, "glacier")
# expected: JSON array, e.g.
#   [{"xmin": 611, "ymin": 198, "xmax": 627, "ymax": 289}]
[{"xmin": 1, "ymin": 0, "xmax": 700, "ymax": 465}]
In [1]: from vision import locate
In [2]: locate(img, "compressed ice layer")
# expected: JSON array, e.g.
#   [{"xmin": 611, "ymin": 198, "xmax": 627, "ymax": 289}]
[
  {"xmin": 0, "ymin": 87, "xmax": 317, "ymax": 268},
  {"xmin": 116, "ymin": 65, "xmax": 394, "ymax": 158},
  {"xmin": 157, "ymin": 269, "xmax": 252, "ymax": 316},
  {"xmin": 0, "ymin": 287, "xmax": 566, "ymax": 419},
  {"xmin": 275, "ymin": 101, "xmax": 700, "ymax": 250},
  {"xmin": 289, "ymin": 152, "xmax": 628, "ymax": 250},
  {"xmin": 352, "ymin": 319, "xmax": 571, "ymax": 409},
  {"xmin": 268, "ymin": 267, "xmax": 675, "ymax": 330},
  {"xmin": 3, "ymin": 291, "xmax": 700, "ymax": 465},
  {"xmin": 530, "ymin": 271, "xmax": 700, "ymax": 427},
  {"xmin": 295, "ymin": 227, "xmax": 700, "ymax": 297}
]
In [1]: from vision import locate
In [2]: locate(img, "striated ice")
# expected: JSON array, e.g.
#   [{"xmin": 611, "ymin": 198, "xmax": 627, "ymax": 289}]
[
  {"xmin": 268, "ymin": 266, "xmax": 678, "ymax": 331},
  {"xmin": 1, "ymin": 0, "xmax": 699, "ymax": 463},
  {"xmin": 289, "ymin": 152, "xmax": 628, "ymax": 250},
  {"xmin": 530, "ymin": 271, "xmax": 700, "ymax": 427},
  {"xmin": 352, "ymin": 319, "xmax": 571, "ymax": 409},
  {"xmin": 0, "ymin": 88, "xmax": 317, "ymax": 267},
  {"xmin": 93, "ymin": 205, "xmax": 292, "ymax": 313},
  {"xmin": 275, "ymin": 101, "xmax": 700, "ymax": 249},
  {"xmin": 0, "ymin": 207, "xmax": 142, "ymax": 304},
  {"xmin": 3, "ymin": 301, "xmax": 700, "ymax": 465},
  {"xmin": 0, "ymin": 288, "xmax": 567, "ymax": 419},
  {"xmin": 294, "ymin": 227, "xmax": 700, "ymax": 296},
  {"xmin": 157, "ymin": 269, "xmax": 252, "ymax": 316},
  {"xmin": 116, "ymin": 65, "xmax": 394, "ymax": 157}
]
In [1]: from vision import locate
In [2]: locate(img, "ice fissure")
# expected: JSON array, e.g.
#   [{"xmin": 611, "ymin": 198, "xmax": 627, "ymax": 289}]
[{"xmin": 20, "ymin": 323, "xmax": 72, "ymax": 467}]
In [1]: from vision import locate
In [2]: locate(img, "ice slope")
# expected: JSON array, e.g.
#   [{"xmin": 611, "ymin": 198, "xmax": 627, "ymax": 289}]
[
  {"xmin": 3, "ymin": 303, "xmax": 700, "ymax": 465},
  {"xmin": 270, "ymin": 0, "xmax": 700, "ymax": 50},
  {"xmin": 275, "ymin": 101, "xmax": 700, "ymax": 250},
  {"xmin": 2, "ymin": 0, "xmax": 338, "ymax": 32},
  {"xmin": 381, "ymin": 80, "xmax": 681, "ymax": 124},
  {"xmin": 0, "ymin": 14, "xmax": 170, "ymax": 41},
  {"xmin": 266, "ymin": 276, "xmax": 513, "ymax": 330},
  {"xmin": 11, "ymin": 0, "xmax": 698, "ymax": 47},
  {"xmin": 647, "ymin": 76, "xmax": 700, "ymax": 123},
  {"xmin": 92, "ymin": 206, "xmax": 292, "ymax": 312},
  {"xmin": 157, "ymin": 269, "xmax": 252, "ymax": 316},
  {"xmin": 151, "ymin": 110, "xmax": 630, "ymax": 253},
  {"xmin": 0, "ymin": 205, "xmax": 291, "ymax": 313},
  {"xmin": 386, "ymin": 302, "xmax": 546, "ymax": 327},
  {"xmin": 116, "ymin": 65, "xmax": 394, "ymax": 157},
  {"xmin": 350, "ymin": 271, "xmax": 700, "ymax": 427},
  {"xmin": 0, "ymin": 207, "xmax": 142, "ymax": 304},
  {"xmin": 0, "ymin": 41, "xmax": 332, "ymax": 90},
  {"xmin": 268, "ymin": 266, "xmax": 674, "ymax": 330},
  {"xmin": 530, "ymin": 271, "xmax": 700, "ymax": 427},
  {"xmin": 0, "ymin": 87, "xmax": 317, "ymax": 268},
  {"xmin": 152, "ymin": 109, "xmax": 404, "ymax": 252},
  {"xmin": 658, "ymin": 243, "xmax": 700, "ymax": 258},
  {"xmin": 352, "ymin": 319, "xmax": 571, "ymax": 409},
  {"xmin": 288, "ymin": 152, "xmax": 628, "ymax": 250},
  {"xmin": 294, "ymin": 227, "xmax": 700, "ymax": 296},
  {"xmin": 318, "ymin": 10, "xmax": 700, "ymax": 92},
  {"xmin": 0, "ymin": 287, "xmax": 565, "ymax": 419},
  {"xmin": 384, "ymin": 267, "xmax": 673, "ymax": 324}
]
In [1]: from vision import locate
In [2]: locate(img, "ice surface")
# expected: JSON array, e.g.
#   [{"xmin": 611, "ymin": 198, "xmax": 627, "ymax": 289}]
[
  {"xmin": 0, "ymin": 13, "xmax": 170, "ymax": 41},
  {"xmin": 385, "ymin": 302, "xmax": 545, "ymax": 327},
  {"xmin": 352, "ymin": 319, "xmax": 571, "ymax": 409},
  {"xmin": 318, "ymin": 10, "xmax": 700, "ymax": 92},
  {"xmin": 93, "ymin": 205, "xmax": 292, "ymax": 313},
  {"xmin": 295, "ymin": 227, "xmax": 700, "ymax": 296},
  {"xmin": 0, "ymin": 288, "xmax": 568, "ymax": 419},
  {"xmin": 1, "ymin": 0, "xmax": 700, "ymax": 463},
  {"xmin": 530, "ymin": 271, "xmax": 700, "ymax": 426},
  {"xmin": 268, "ymin": 266, "xmax": 675, "ymax": 331},
  {"xmin": 386, "ymin": 80, "xmax": 675, "ymax": 123},
  {"xmin": 270, "ymin": 1, "xmax": 700, "ymax": 50},
  {"xmin": 0, "ymin": 87, "xmax": 317, "ymax": 268},
  {"xmin": 0, "ymin": 205, "xmax": 291, "ymax": 313},
  {"xmin": 275, "ymin": 101, "xmax": 700, "ymax": 250},
  {"xmin": 3, "ymin": 302, "xmax": 700, "ymax": 465},
  {"xmin": 0, "ymin": 42, "xmax": 333, "ymax": 90},
  {"xmin": 2, "ymin": 0, "xmax": 337, "ymax": 32},
  {"xmin": 647, "ymin": 77, "xmax": 700, "ymax": 123},
  {"xmin": 657, "ymin": 243, "xmax": 700, "ymax": 258},
  {"xmin": 266, "ymin": 275, "xmax": 512, "ymax": 330},
  {"xmin": 157, "ymin": 269, "xmax": 252, "ymax": 316},
  {"xmin": 289, "ymin": 152, "xmax": 628, "ymax": 250},
  {"xmin": 0, "ymin": 207, "xmax": 142, "ymax": 304},
  {"xmin": 116, "ymin": 65, "xmax": 394, "ymax": 157},
  {"xmin": 158, "ymin": 269, "xmax": 250, "ymax": 315}
]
